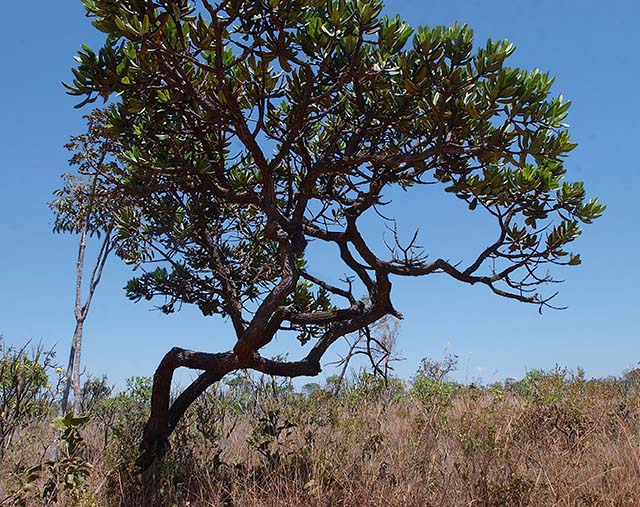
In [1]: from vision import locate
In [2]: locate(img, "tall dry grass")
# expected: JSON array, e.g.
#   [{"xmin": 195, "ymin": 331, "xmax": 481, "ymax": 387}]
[{"xmin": 1, "ymin": 370, "xmax": 639, "ymax": 506}]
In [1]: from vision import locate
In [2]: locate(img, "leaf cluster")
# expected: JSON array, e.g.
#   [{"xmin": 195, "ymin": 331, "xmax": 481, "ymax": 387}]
[{"xmin": 59, "ymin": 0, "xmax": 604, "ymax": 381}]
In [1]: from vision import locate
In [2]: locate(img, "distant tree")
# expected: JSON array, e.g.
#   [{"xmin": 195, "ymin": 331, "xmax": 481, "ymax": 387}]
[
  {"xmin": 416, "ymin": 353, "xmax": 459, "ymax": 383},
  {"xmin": 51, "ymin": 113, "xmax": 123, "ymax": 415},
  {"xmin": 64, "ymin": 0, "xmax": 604, "ymax": 467},
  {"xmin": 621, "ymin": 366, "xmax": 640, "ymax": 396},
  {"xmin": 331, "ymin": 314, "xmax": 401, "ymax": 394}
]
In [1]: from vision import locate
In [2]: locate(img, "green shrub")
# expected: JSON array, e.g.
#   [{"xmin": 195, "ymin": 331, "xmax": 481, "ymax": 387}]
[
  {"xmin": 8, "ymin": 413, "xmax": 93, "ymax": 505},
  {"xmin": 0, "ymin": 339, "xmax": 55, "ymax": 459},
  {"xmin": 345, "ymin": 370, "xmax": 406, "ymax": 405},
  {"xmin": 410, "ymin": 376, "xmax": 457, "ymax": 408}
]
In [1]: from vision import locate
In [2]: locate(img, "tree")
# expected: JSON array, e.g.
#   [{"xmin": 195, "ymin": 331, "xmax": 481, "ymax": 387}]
[
  {"xmin": 51, "ymin": 113, "xmax": 121, "ymax": 416},
  {"xmin": 331, "ymin": 314, "xmax": 401, "ymax": 394},
  {"xmin": 63, "ymin": 0, "xmax": 604, "ymax": 468}
]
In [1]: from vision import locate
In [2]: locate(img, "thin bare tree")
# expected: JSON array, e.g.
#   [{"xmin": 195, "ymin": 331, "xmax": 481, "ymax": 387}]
[{"xmin": 51, "ymin": 115, "xmax": 120, "ymax": 415}]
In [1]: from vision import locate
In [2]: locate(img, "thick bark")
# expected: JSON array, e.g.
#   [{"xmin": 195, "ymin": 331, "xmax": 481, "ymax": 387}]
[
  {"xmin": 138, "ymin": 349, "xmax": 240, "ymax": 470},
  {"xmin": 138, "ymin": 347, "xmax": 325, "ymax": 470}
]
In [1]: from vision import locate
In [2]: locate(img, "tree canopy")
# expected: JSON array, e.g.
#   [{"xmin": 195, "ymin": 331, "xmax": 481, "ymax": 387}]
[{"xmin": 61, "ymin": 0, "xmax": 604, "ymax": 466}]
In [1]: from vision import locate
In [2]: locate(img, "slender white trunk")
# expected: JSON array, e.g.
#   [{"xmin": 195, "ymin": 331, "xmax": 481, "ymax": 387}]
[
  {"xmin": 60, "ymin": 319, "xmax": 84, "ymax": 415},
  {"xmin": 61, "ymin": 214, "xmax": 89, "ymax": 416},
  {"xmin": 59, "ymin": 175, "xmax": 112, "ymax": 416},
  {"xmin": 71, "ymin": 319, "xmax": 83, "ymax": 415}
]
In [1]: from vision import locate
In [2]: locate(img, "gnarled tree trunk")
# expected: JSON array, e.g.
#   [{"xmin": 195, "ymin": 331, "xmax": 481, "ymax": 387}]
[
  {"xmin": 138, "ymin": 346, "xmax": 328, "ymax": 470},
  {"xmin": 138, "ymin": 349, "xmax": 239, "ymax": 469}
]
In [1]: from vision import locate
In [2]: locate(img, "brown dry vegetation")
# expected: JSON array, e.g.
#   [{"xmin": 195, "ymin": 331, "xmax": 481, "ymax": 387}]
[{"xmin": 1, "ymin": 365, "xmax": 639, "ymax": 507}]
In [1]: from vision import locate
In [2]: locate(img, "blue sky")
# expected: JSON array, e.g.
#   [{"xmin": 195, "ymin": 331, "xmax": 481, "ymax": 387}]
[{"xmin": 0, "ymin": 0, "xmax": 638, "ymax": 388}]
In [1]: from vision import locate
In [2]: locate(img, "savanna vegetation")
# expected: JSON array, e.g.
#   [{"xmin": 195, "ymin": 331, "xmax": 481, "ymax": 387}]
[
  {"xmin": 56, "ymin": 0, "xmax": 605, "ymax": 469},
  {"xmin": 3, "ymin": 0, "xmax": 630, "ymax": 504},
  {"xmin": 1, "ymin": 340, "xmax": 639, "ymax": 506}
]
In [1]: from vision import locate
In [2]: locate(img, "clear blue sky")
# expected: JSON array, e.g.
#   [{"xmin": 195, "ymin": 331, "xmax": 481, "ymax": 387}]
[{"xmin": 0, "ymin": 0, "xmax": 638, "ymax": 388}]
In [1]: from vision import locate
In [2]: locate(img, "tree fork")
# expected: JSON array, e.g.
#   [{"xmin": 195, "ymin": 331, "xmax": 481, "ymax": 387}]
[
  {"xmin": 138, "ymin": 346, "xmax": 327, "ymax": 470},
  {"xmin": 138, "ymin": 348, "xmax": 239, "ymax": 469}
]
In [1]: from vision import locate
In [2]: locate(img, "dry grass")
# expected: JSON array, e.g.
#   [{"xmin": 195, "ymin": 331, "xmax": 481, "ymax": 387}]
[{"xmin": 1, "ymin": 372, "xmax": 639, "ymax": 507}]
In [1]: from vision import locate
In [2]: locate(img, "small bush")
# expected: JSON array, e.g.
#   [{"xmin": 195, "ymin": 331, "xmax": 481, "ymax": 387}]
[{"xmin": 0, "ymin": 339, "xmax": 56, "ymax": 460}]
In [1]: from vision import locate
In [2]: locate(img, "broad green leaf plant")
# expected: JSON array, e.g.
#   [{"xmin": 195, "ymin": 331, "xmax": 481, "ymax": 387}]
[{"xmin": 61, "ymin": 0, "xmax": 604, "ymax": 467}]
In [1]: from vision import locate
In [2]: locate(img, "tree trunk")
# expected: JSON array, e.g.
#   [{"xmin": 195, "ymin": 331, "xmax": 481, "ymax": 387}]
[
  {"xmin": 71, "ymin": 320, "xmax": 84, "ymax": 415},
  {"xmin": 59, "ymin": 176, "xmax": 112, "ymax": 418},
  {"xmin": 137, "ymin": 349, "xmax": 240, "ymax": 470},
  {"xmin": 60, "ymin": 319, "xmax": 84, "ymax": 415},
  {"xmin": 137, "ymin": 347, "xmax": 323, "ymax": 471}
]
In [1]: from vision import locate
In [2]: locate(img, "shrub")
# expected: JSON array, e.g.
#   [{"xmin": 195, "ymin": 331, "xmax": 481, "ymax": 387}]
[{"xmin": 0, "ymin": 339, "xmax": 55, "ymax": 460}]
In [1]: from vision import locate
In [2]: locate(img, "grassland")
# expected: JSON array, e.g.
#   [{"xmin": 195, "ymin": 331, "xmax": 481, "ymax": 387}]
[{"xmin": 1, "ymin": 354, "xmax": 639, "ymax": 507}]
